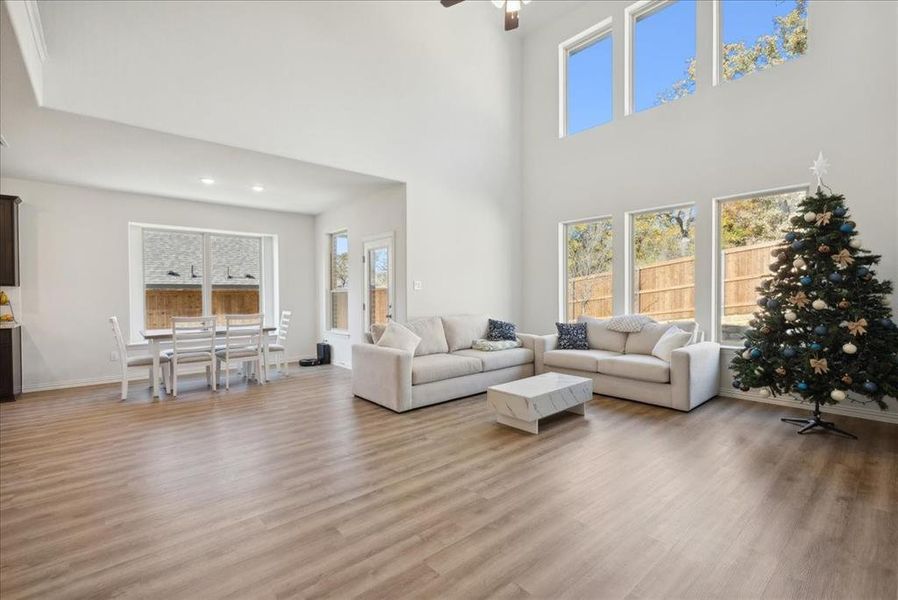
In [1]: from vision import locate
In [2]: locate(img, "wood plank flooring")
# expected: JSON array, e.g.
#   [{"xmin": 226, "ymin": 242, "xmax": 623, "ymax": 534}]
[{"xmin": 1, "ymin": 366, "xmax": 896, "ymax": 599}]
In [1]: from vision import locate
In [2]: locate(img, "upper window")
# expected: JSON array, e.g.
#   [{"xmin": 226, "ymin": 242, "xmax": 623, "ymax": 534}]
[
  {"xmin": 563, "ymin": 218, "xmax": 613, "ymax": 321},
  {"xmin": 717, "ymin": 188, "xmax": 804, "ymax": 345},
  {"xmin": 719, "ymin": 0, "xmax": 808, "ymax": 83},
  {"xmin": 629, "ymin": 0, "xmax": 697, "ymax": 114},
  {"xmin": 562, "ymin": 21, "xmax": 613, "ymax": 136},
  {"xmin": 630, "ymin": 205, "xmax": 696, "ymax": 321},
  {"xmin": 329, "ymin": 231, "xmax": 349, "ymax": 332}
]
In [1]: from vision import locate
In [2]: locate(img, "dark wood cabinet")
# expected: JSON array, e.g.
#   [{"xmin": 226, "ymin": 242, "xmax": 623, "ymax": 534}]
[
  {"xmin": 1, "ymin": 195, "xmax": 21, "ymax": 286},
  {"xmin": 0, "ymin": 325, "xmax": 22, "ymax": 401}
]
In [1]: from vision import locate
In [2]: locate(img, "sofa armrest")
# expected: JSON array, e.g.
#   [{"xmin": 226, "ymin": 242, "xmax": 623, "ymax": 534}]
[
  {"xmin": 530, "ymin": 334, "xmax": 559, "ymax": 374},
  {"xmin": 670, "ymin": 341, "xmax": 721, "ymax": 411},
  {"xmin": 351, "ymin": 343, "xmax": 413, "ymax": 412}
]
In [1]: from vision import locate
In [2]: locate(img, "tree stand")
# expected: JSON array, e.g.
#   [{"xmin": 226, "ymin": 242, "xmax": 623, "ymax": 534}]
[{"xmin": 781, "ymin": 401, "xmax": 857, "ymax": 439}]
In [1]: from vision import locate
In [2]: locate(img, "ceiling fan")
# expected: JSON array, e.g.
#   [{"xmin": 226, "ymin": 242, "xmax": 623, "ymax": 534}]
[{"xmin": 440, "ymin": 0, "xmax": 532, "ymax": 32}]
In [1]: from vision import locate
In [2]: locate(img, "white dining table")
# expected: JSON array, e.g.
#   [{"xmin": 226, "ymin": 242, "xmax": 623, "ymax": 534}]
[{"xmin": 140, "ymin": 326, "xmax": 277, "ymax": 398}]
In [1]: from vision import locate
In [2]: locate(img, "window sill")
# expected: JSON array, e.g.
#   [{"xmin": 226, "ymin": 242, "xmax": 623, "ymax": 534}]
[{"xmin": 327, "ymin": 329, "xmax": 350, "ymax": 337}]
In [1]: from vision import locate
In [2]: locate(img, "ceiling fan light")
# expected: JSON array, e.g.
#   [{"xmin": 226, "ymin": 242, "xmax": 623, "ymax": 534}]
[
  {"xmin": 506, "ymin": 0, "xmax": 521, "ymax": 12},
  {"xmin": 491, "ymin": 0, "xmax": 505, "ymax": 7}
]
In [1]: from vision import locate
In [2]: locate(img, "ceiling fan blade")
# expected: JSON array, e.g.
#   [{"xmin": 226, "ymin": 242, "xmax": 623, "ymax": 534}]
[
  {"xmin": 504, "ymin": 9, "xmax": 519, "ymax": 31},
  {"xmin": 440, "ymin": 0, "xmax": 465, "ymax": 6}
]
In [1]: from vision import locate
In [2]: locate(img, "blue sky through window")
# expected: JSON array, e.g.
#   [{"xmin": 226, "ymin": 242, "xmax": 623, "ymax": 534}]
[
  {"xmin": 634, "ymin": 0, "xmax": 696, "ymax": 113},
  {"xmin": 566, "ymin": 34, "xmax": 613, "ymax": 136},
  {"xmin": 723, "ymin": 0, "xmax": 804, "ymax": 79}
]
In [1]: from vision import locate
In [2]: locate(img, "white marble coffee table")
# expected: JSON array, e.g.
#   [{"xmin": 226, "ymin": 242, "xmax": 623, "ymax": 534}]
[{"xmin": 487, "ymin": 372, "xmax": 593, "ymax": 434}]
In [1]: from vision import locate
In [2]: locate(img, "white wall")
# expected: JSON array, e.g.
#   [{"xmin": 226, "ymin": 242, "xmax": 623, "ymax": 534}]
[
  {"xmin": 521, "ymin": 1, "xmax": 898, "ymax": 416},
  {"xmin": 0, "ymin": 176, "xmax": 318, "ymax": 391},
  {"xmin": 314, "ymin": 185, "xmax": 407, "ymax": 367}
]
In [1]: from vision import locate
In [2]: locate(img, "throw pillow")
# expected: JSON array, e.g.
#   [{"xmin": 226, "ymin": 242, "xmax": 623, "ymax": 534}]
[
  {"xmin": 606, "ymin": 314, "xmax": 656, "ymax": 333},
  {"xmin": 376, "ymin": 321, "xmax": 421, "ymax": 354},
  {"xmin": 651, "ymin": 327, "xmax": 692, "ymax": 362},
  {"xmin": 487, "ymin": 318, "xmax": 516, "ymax": 341},
  {"xmin": 369, "ymin": 322, "xmax": 387, "ymax": 344},
  {"xmin": 472, "ymin": 338, "xmax": 522, "ymax": 351},
  {"xmin": 556, "ymin": 322, "xmax": 588, "ymax": 350}
]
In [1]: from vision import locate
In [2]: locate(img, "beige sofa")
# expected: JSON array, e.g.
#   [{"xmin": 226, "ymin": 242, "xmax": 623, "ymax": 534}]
[
  {"xmin": 535, "ymin": 317, "xmax": 720, "ymax": 412},
  {"xmin": 352, "ymin": 315, "xmax": 538, "ymax": 412}
]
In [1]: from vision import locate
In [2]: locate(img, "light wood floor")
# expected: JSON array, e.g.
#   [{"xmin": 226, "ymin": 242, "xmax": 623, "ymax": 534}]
[{"xmin": 1, "ymin": 366, "xmax": 896, "ymax": 600}]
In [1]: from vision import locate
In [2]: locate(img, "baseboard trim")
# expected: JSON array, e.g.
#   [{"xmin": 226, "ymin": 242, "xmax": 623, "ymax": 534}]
[
  {"xmin": 719, "ymin": 388, "xmax": 898, "ymax": 424},
  {"xmin": 23, "ymin": 356, "xmax": 304, "ymax": 394}
]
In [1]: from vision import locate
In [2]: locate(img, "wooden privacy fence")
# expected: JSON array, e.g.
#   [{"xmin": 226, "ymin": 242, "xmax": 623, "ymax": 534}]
[
  {"xmin": 567, "ymin": 240, "xmax": 779, "ymax": 321},
  {"xmin": 145, "ymin": 287, "xmax": 260, "ymax": 329}
]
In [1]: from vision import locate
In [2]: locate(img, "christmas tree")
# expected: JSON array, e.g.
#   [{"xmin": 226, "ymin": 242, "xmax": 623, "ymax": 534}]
[{"xmin": 730, "ymin": 155, "xmax": 898, "ymax": 437}]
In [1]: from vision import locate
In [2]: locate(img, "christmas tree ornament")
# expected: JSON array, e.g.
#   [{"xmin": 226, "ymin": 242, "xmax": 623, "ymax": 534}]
[
  {"xmin": 803, "ymin": 211, "xmax": 817, "ymax": 223},
  {"xmin": 815, "ymin": 211, "xmax": 832, "ymax": 226},
  {"xmin": 761, "ymin": 326, "xmax": 771, "ymax": 335},
  {"xmin": 759, "ymin": 388, "xmax": 771, "ymax": 398},
  {"xmin": 782, "ymin": 346, "xmax": 796, "ymax": 358},
  {"xmin": 792, "ymin": 257, "xmax": 806, "ymax": 269},
  {"xmin": 742, "ymin": 350, "xmax": 752, "ymax": 360},
  {"xmin": 839, "ymin": 222, "xmax": 855, "ymax": 233},
  {"xmin": 813, "ymin": 325, "xmax": 828, "ymax": 336},
  {"xmin": 842, "ymin": 342, "xmax": 857, "ymax": 354},
  {"xmin": 849, "ymin": 238, "xmax": 862, "ymax": 249},
  {"xmin": 810, "ymin": 343, "xmax": 822, "ymax": 351},
  {"xmin": 809, "ymin": 358, "xmax": 829, "ymax": 374},
  {"xmin": 769, "ymin": 262, "xmax": 780, "ymax": 273},
  {"xmin": 784, "ymin": 311, "xmax": 798, "ymax": 322},
  {"xmin": 863, "ymin": 381, "xmax": 878, "ymax": 393},
  {"xmin": 790, "ymin": 240, "xmax": 804, "ymax": 251},
  {"xmin": 757, "ymin": 297, "xmax": 768, "ymax": 307},
  {"xmin": 856, "ymin": 266, "xmax": 869, "ymax": 277},
  {"xmin": 880, "ymin": 318, "xmax": 894, "ymax": 328},
  {"xmin": 844, "ymin": 319, "xmax": 868, "ymax": 336},
  {"xmin": 799, "ymin": 275, "xmax": 813, "ymax": 286},
  {"xmin": 833, "ymin": 206, "xmax": 846, "ymax": 217},
  {"xmin": 770, "ymin": 248, "xmax": 781, "ymax": 258},
  {"xmin": 817, "ymin": 244, "xmax": 830, "ymax": 254},
  {"xmin": 830, "ymin": 390, "xmax": 846, "ymax": 401},
  {"xmin": 785, "ymin": 232, "xmax": 796, "ymax": 242},
  {"xmin": 796, "ymin": 382, "xmax": 809, "ymax": 391},
  {"xmin": 788, "ymin": 291, "xmax": 809, "ymax": 308},
  {"xmin": 828, "ymin": 272, "xmax": 843, "ymax": 283},
  {"xmin": 767, "ymin": 299, "xmax": 780, "ymax": 309},
  {"xmin": 811, "ymin": 299, "xmax": 827, "ymax": 310},
  {"xmin": 775, "ymin": 367, "xmax": 786, "ymax": 376},
  {"xmin": 841, "ymin": 374, "xmax": 853, "ymax": 385},
  {"xmin": 740, "ymin": 384, "xmax": 750, "ymax": 392},
  {"xmin": 750, "ymin": 348, "xmax": 762, "ymax": 360},
  {"xmin": 732, "ymin": 380, "xmax": 742, "ymax": 389},
  {"xmin": 831, "ymin": 249, "xmax": 854, "ymax": 267},
  {"xmin": 837, "ymin": 299, "xmax": 850, "ymax": 309}
]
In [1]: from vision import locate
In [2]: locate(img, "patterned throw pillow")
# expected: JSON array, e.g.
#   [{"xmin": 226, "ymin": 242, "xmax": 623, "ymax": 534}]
[
  {"xmin": 472, "ymin": 338, "xmax": 522, "ymax": 351},
  {"xmin": 556, "ymin": 322, "xmax": 588, "ymax": 350},
  {"xmin": 488, "ymin": 318, "xmax": 517, "ymax": 341}
]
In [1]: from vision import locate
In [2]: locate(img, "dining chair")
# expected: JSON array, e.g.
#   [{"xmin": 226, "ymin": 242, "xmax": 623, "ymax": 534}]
[
  {"xmin": 216, "ymin": 313, "xmax": 265, "ymax": 390},
  {"xmin": 169, "ymin": 316, "xmax": 217, "ymax": 396},
  {"xmin": 109, "ymin": 316, "xmax": 170, "ymax": 400},
  {"xmin": 267, "ymin": 309, "xmax": 292, "ymax": 374}
]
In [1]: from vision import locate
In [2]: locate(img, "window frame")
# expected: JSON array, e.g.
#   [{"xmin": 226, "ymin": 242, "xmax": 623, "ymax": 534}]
[
  {"xmin": 711, "ymin": 183, "xmax": 809, "ymax": 348},
  {"xmin": 624, "ymin": 0, "xmax": 693, "ymax": 116},
  {"xmin": 558, "ymin": 17, "xmax": 614, "ymax": 138},
  {"xmin": 625, "ymin": 202, "xmax": 697, "ymax": 318},
  {"xmin": 559, "ymin": 215, "xmax": 614, "ymax": 322},
  {"xmin": 327, "ymin": 229, "xmax": 350, "ymax": 334},
  {"xmin": 128, "ymin": 223, "xmax": 276, "ymax": 344}
]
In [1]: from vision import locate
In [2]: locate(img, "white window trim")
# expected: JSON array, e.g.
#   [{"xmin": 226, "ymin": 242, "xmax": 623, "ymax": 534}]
[
  {"xmin": 327, "ymin": 229, "xmax": 350, "ymax": 334},
  {"xmin": 624, "ymin": 0, "xmax": 680, "ymax": 116},
  {"xmin": 128, "ymin": 222, "xmax": 277, "ymax": 344},
  {"xmin": 559, "ymin": 215, "xmax": 613, "ymax": 322},
  {"xmin": 624, "ymin": 202, "xmax": 696, "ymax": 316},
  {"xmin": 711, "ymin": 183, "xmax": 809, "ymax": 348},
  {"xmin": 558, "ymin": 17, "xmax": 613, "ymax": 138}
]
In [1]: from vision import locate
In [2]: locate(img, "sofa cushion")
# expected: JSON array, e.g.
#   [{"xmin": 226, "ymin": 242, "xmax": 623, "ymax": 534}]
[
  {"xmin": 376, "ymin": 321, "xmax": 421, "ymax": 354},
  {"xmin": 543, "ymin": 349, "xmax": 621, "ymax": 372},
  {"xmin": 442, "ymin": 315, "xmax": 490, "ymax": 352},
  {"xmin": 404, "ymin": 317, "xmax": 450, "ymax": 356},
  {"xmin": 577, "ymin": 316, "xmax": 628, "ymax": 353},
  {"xmin": 411, "ymin": 353, "xmax": 483, "ymax": 385},
  {"xmin": 625, "ymin": 322, "xmax": 674, "ymax": 355},
  {"xmin": 596, "ymin": 354, "xmax": 671, "ymax": 383},
  {"xmin": 453, "ymin": 347, "xmax": 534, "ymax": 372}
]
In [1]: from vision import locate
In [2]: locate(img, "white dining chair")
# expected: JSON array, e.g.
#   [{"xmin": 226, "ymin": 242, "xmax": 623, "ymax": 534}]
[
  {"xmin": 109, "ymin": 316, "xmax": 170, "ymax": 400},
  {"xmin": 168, "ymin": 316, "xmax": 217, "ymax": 396},
  {"xmin": 216, "ymin": 314, "xmax": 265, "ymax": 390},
  {"xmin": 267, "ymin": 309, "xmax": 292, "ymax": 374}
]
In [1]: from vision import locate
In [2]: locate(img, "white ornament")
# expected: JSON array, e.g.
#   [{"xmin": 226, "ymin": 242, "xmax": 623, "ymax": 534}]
[
  {"xmin": 810, "ymin": 151, "xmax": 830, "ymax": 190},
  {"xmin": 830, "ymin": 390, "xmax": 846, "ymax": 401},
  {"xmin": 755, "ymin": 367, "xmax": 764, "ymax": 375},
  {"xmin": 803, "ymin": 211, "xmax": 817, "ymax": 223},
  {"xmin": 842, "ymin": 342, "xmax": 857, "ymax": 354},
  {"xmin": 742, "ymin": 350, "xmax": 752, "ymax": 360},
  {"xmin": 793, "ymin": 257, "xmax": 806, "ymax": 269},
  {"xmin": 784, "ymin": 311, "xmax": 798, "ymax": 322},
  {"xmin": 812, "ymin": 299, "xmax": 827, "ymax": 310},
  {"xmin": 849, "ymin": 238, "xmax": 862, "ymax": 249},
  {"xmin": 759, "ymin": 388, "xmax": 771, "ymax": 398}
]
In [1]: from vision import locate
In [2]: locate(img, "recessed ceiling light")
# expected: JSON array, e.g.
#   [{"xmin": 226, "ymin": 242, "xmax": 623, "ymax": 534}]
[
  {"xmin": 200, "ymin": 177, "xmax": 215, "ymax": 185},
  {"xmin": 251, "ymin": 185, "xmax": 265, "ymax": 192}
]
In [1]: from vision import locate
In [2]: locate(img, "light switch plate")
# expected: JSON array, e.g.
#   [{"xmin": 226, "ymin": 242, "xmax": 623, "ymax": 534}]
[{"xmin": 413, "ymin": 280, "xmax": 423, "ymax": 291}]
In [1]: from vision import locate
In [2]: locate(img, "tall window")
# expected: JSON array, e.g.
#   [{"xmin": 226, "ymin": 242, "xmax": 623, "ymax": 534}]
[
  {"xmin": 329, "ymin": 231, "xmax": 349, "ymax": 331},
  {"xmin": 717, "ymin": 188, "xmax": 804, "ymax": 344},
  {"xmin": 140, "ymin": 228, "xmax": 266, "ymax": 330},
  {"xmin": 628, "ymin": 0, "xmax": 697, "ymax": 114},
  {"xmin": 562, "ymin": 21, "xmax": 613, "ymax": 137},
  {"xmin": 719, "ymin": 0, "xmax": 808, "ymax": 83},
  {"xmin": 630, "ymin": 205, "xmax": 696, "ymax": 321},
  {"xmin": 564, "ymin": 218, "xmax": 613, "ymax": 321}
]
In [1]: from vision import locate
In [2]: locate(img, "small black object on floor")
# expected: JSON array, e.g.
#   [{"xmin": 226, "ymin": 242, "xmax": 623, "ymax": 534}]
[
  {"xmin": 781, "ymin": 401, "xmax": 857, "ymax": 439},
  {"xmin": 299, "ymin": 358, "xmax": 319, "ymax": 367}
]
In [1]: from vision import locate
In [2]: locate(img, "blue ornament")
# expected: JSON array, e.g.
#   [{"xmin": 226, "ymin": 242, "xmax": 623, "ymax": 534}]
[
  {"xmin": 810, "ymin": 343, "xmax": 822, "ymax": 351},
  {"xmin": 814, "ymin": 325, "xmax": 828, "ymax": 336},
  {"xmin": 839, "ymin": 223, "xmax": 855, "ymax": 233},
  {"xmin": 750, "ymin": 348, "xmax": 762, "ymax": 359},
  {"xmin": 800, "ymin": 276, "xmax": 813, "ymax": 286},
  {"xmin": 743, "ymin": 339, "xmax": 752, "ymax": 347},
  {"xmin": 767, "ymin": 299, "xmax": 780, "ymax": 309},
  {"xmin": 828, "ymin": 272, "xmax": 843, "ymax": 283},
  {"xmin": 791, "ymin": 240, "xmax": 804, "ymax": 251},
  {"xmin": 757, "ymin": 297, "xmax": 768, "ymax": 307},
  {"xmin": 863, "ymin": 381, "xmax": 878, "ymax": 393},
  {"xmin": 856, "ymin": 267, "xmax": 869, "ymax": 277},
  {"xmin": 782, "ymin": 346, "xmax": 796, "ymax": 358},
  {"xmin": 833, "ymin": 207, "xmax": 846, "ymax": 217},
  {"xmin": 879, "ymin": 318, "xmax": 894, "ymax": 329},
  {"xmin": 796, "ymin": 382, "xmax": 809, "ymax": 391},
  {"xmin": 732, "ymin": 379, "xmax": 742, "ymax": 389},
  {"xmin": 785, "ymin": 232, "xmax": 797, "ymax": 242}
]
